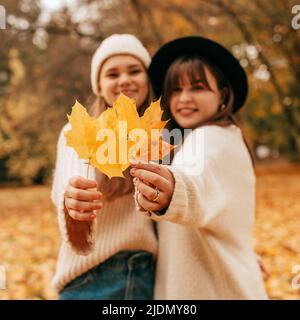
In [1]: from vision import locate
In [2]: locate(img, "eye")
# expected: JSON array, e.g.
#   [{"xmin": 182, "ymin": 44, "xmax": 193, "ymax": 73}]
[
  {"xmin": 129, "ymin": 69, "xmax": 142, "ymax": 75},
  {"xmin": 106, "ymin": 73, "xmax": 118, "ymax": 78},
  {"xmin": 192, "ymin": 84, "xmax": 206, "ymax": 90},
  {"xmin": 173, "ymin": 87, "xmax": 182, "ymax": 93}
]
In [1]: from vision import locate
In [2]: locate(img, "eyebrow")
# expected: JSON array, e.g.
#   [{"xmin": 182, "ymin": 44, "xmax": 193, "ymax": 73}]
[
  {"xmin": 178, "ymin": 79, "xmax": 205, "ymax": 86},
  {"xmin": 191, "ymin": 79, "xmax": 205, "ymax": 84},
  {"xmin": 127, "ymin": 64, "xmax": 143, "ymax": 69},
  {"xmin": 190, "ymin": 80, "xmax": 209, "ymax": 87},
  {"xmin": 104, "ymin": 64, "xmax": 142, "ymax": 73}
]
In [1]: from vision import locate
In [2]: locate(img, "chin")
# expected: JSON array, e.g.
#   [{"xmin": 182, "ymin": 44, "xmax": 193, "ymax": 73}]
[{"xmin": 177, "ymin": 121, "xmax": 199, "ymax": 129}]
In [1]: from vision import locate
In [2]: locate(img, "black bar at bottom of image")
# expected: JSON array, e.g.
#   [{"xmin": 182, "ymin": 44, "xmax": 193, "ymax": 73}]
[{"xmin": 0, "ymin": 300, "xmax": 297, "ymax": 319}]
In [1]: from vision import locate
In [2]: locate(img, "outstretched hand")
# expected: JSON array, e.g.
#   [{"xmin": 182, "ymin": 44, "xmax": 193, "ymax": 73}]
[{"xmin": 129, "ymin": 160, "xmax": 175, "ymax": 213}]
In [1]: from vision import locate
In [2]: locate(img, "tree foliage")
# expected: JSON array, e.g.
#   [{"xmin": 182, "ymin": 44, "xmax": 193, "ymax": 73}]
[{"xmin": 0, "ymin": 0, "xmax": 299, "ymax": 184}]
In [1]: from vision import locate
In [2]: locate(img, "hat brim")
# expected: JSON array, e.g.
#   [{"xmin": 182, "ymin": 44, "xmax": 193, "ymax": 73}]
[{"xmin": 148, "ymin": 36, "xmax": 248, "ymax": 113}]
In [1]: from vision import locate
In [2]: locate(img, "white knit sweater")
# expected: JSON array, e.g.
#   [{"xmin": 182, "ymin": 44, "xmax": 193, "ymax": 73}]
[
  {"xmin": 51, "ymin": 124, "xmax": 158, "ymax": 292},
  {"xmin": 142, "ymin": 125, "xmax": 268, "ymax": 299}
]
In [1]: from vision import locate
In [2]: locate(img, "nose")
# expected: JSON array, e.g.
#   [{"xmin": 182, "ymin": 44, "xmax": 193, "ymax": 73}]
[
  {"xmin": 178, "ymin": 89, "xmax": 192, "ymax": 103},
  {"xmin": 118, "ymin": 73, "xmax": 131, "ymax": 86}
]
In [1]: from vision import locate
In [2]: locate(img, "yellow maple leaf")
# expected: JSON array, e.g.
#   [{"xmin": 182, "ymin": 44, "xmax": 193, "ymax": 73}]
[
  {"xmin": 140, "ymin": 98, "xmax": 168, "ymax": 131},
  {"xmin": 65, "ymin": 95, "xmax": 175, "ymax": 179},
  {"xmin": 90, "ymin": 95, "xmax": 137, "ymax": 178},
  {"xmin": 129, "ymin": 98, "xmax": 174, "ymax": 162},
  {"xmin": 113, "ymin": 93, "xmax": 141, "ymax": 132},
  {"xmin": 136, "ymin": 136, "xmax": 176, "ymax": 162},
  {"xmin": 64, "ymin": 100, "xmax": 101, "ymax": 161}
]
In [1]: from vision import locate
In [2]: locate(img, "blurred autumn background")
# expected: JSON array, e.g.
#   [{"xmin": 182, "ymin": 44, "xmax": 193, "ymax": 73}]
[{"xmin": 0, "ymin": 0, "xmax": 299, "ymax": 300}]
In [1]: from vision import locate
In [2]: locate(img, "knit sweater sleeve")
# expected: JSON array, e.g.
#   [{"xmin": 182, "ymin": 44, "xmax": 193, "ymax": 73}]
[
  {"xmin": 150, "ymin": 156, "xmax": 228, "ymax": 227},
  {"xmin": 51, "ymin": 124, "xmax": 96, "ymax": 255},
  {"xmin": 137, "ymin": 126, "xmax": 255, "ymax": 230}
]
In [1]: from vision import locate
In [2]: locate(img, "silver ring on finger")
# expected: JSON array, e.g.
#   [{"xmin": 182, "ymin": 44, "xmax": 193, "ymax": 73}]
[{"xmin": 152, "ymin": 188, "xmax": 160, "ymax": 203}]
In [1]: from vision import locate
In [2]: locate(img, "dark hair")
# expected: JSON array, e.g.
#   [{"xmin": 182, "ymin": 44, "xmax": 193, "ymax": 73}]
[{"xmin": 161, "ymin": 55, "xmax": 255, "ymax": 166}]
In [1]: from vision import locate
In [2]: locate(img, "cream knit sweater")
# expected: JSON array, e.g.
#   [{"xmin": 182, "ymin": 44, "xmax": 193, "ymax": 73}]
[
  {"xmin": 142, "ymin": 125, "xmax": 268, "ymax": 300},
  {"xmin": 51, "ymin": 124, "xmax": 158, "ymax": 293}
]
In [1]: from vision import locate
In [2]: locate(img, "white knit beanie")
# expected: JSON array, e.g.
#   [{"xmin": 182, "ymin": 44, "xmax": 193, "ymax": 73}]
[{"xmin": 91, "ymin": 34, "xmax": 151, "ymax": 96}]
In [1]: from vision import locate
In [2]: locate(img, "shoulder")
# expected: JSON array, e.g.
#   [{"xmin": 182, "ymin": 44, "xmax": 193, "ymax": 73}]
[
  {"xmin": 172, "ymin": 125, "xmax": 239, "ymax": 170},
  {"xmin": 56, "ymin": 123, "xmax": 74, "ymax": 157},
  {"xmin": 198, "ymin": 124, "xmax": 241, "ymax": 145},
  {"xmin": 60, "ymin": 123, "xmax": 72, "ymax": 136},
  {"xmin": 183, "ymin": 124, "xmax": 252, "ymax": 168},
  {"xmin": 183, "ymin": 124, "xmax": 243, "ymax": 157},
  {"xmin": 202, "ymin": 125, "xmax": 253, "ymax": 174},
  {"xmin": 57, "ymin": 123, "xmax": 71, "ymax": 144}
]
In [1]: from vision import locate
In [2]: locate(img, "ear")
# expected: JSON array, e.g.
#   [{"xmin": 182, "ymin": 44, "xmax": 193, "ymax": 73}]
[
  {"xmin": 98, "ymin": 84, "xmax": 103, "ymax": 98},
  {"xmin": 220, "ymin": 87, "xmax": 229, "ymax": 103},
  {"xmin": 97, "ymin": 70, "xmax": 102, "ymax": 97}
]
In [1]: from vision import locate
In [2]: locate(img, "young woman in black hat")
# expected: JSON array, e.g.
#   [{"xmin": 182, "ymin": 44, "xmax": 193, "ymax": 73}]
[{"xmin": 130, "ymin": 36, "xmax": 268, "ymax": 299}]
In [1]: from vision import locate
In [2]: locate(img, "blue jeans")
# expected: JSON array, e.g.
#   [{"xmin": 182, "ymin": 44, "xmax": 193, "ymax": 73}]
[{"xmin": 59, "ymin": 251, "xmax": 156, "ymax": 300}]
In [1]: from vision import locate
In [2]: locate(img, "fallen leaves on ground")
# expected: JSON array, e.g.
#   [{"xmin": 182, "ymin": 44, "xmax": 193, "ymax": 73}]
[
  {"xmin": 0, "ymin": 162, "xmax": 299, "ymax": 299},
  {"xmin": 0, "ymin": 186, "xmax": 59, "ymax": 300},
  {"xmin": 254, "ymin": 162, "xmax": 300, "ymax": 300}
]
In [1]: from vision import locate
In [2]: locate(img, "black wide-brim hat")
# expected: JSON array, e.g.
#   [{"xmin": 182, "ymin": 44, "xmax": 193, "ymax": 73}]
[{"xmin": 148, "ymin": 36, "xmax": 248, "ymax": 113}]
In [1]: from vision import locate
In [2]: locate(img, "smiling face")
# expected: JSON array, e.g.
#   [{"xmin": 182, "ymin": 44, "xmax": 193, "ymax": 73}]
[
  {"xmin": 169, "ymin": 67, "xmax": 222, "ymax": 129},
  {"xmin": 169, "ymin": 70, "xmax": 221, "ymax": 129},
  {"xmin": 98, "ymin": 54, "xmax": 149, "ymax": 108},
  {"xmin": 163, "ymin": 57, "xmax": 229, "ymax": 130}
]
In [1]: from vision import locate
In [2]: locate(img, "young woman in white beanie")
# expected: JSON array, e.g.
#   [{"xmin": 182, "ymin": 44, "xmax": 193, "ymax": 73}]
[{"xmin": 51, "ymin": 34, "xmax": 157, "ymax": 299}]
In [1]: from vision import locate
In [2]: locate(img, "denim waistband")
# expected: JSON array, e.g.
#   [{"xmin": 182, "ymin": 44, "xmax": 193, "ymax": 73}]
[
  {"xmin": 94, "ymin": 251, "xmax": 155, "ymax": 271},
  {"xmin": 60, "ymin": 250, "xmax": 156, "ymax": 299}
]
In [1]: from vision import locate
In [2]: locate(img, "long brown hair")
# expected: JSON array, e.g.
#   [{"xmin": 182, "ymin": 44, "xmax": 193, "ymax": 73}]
[
  {"xmin": 88, "ymin": 79, "xmax": 153, "ymax": 201},
  {"xmin": 161, "ymin": 55, "xmax": 255, "ymax": 167}
]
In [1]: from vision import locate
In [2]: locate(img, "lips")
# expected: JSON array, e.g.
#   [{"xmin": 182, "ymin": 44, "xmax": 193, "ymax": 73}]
[
  {"xmin": 177, "ymin": 108, "xmax": 197, "ymax": 116},
  {"xmin": 119, "ymin": 89, "xmax": 137, "ymax": 97}
]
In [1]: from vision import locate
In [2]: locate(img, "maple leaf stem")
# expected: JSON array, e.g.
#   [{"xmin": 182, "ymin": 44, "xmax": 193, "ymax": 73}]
[{"xmin": 86, "ymin": 159, "xmax": 90, "ymax": 179}]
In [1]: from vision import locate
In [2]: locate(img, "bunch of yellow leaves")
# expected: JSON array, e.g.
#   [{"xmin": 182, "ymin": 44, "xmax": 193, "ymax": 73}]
[{"xmin": 64, "ymin": 93, "xmax": 175, "ymax": 178}]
